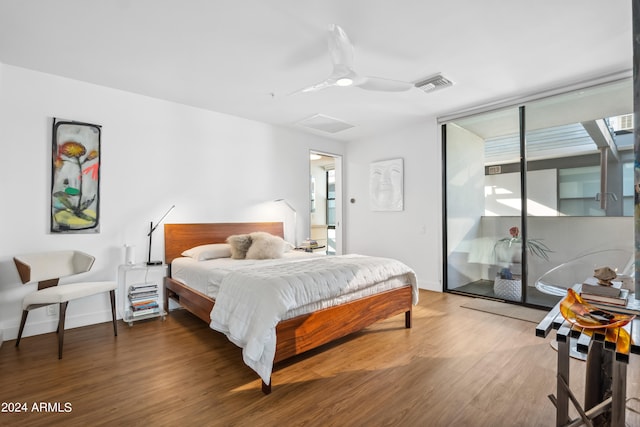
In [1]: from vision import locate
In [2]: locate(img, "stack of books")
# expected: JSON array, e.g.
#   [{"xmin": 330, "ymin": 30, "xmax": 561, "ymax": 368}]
[
  {"xmin": 580, "ymin": 277, "xmax": 629, "ymax": 307},
  {"xmin": 301, "ymin": 239, "xmax": 319, "ymax": 249},
  {"xmin": 128, "ymin": 283, "xmax": 160, "ymax": 317}
]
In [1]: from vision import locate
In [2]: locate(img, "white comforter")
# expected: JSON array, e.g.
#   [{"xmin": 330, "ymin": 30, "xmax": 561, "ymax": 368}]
[{"xmin": 209, "ymin": 254, "xmax": 418, "ymax": 385}]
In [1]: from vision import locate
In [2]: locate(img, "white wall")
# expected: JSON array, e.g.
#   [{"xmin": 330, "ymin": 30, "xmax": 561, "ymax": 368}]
[
  {"xmin": 0, "ymin": 63, "xmax": 344, "ymax": 341},
  {"xmin": 344, "ymin": 120, "xmax": 441, "ymax": 291},
  {"xmin": 485, "ymin": 170, "xmax": 558, "ymax": 216}
]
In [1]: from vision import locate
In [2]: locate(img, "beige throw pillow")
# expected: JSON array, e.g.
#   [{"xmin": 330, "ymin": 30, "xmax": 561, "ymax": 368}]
[
  {"xmin": 226, "ymin": 234, "xmax": 253, "ymax": 259},
  {"xmin": 245, "ymin": 232, "xmax": 286, "ymax": 259}
]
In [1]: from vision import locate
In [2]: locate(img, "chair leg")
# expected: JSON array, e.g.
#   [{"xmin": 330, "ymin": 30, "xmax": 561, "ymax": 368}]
[
  {"xmin": 58, "ymin": 302, "xmax": 68, "ymax": 359},
  {"xmin": 109, "ymin": 290, "xmax": 118, "ymax": 337},
  {"xmin": 15, "ymin": 310, "xmax": 28, "ymax": 347}
]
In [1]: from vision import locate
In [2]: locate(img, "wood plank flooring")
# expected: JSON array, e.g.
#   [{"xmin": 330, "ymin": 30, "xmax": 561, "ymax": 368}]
[{"xmin": 1, "ymin": 290, "xmax": 638, "ymax": 426}]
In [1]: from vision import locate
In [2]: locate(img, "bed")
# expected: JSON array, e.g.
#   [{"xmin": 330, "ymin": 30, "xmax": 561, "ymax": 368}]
[{"xmin": 163, "ymin": 222, "xmax": 417, "ymax": 393}]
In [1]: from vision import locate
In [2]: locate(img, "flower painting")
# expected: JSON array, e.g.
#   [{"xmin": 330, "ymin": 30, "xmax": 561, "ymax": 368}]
[{"xmin": 51, "ymin": 119, "xmax": 101, "ymax": 233}]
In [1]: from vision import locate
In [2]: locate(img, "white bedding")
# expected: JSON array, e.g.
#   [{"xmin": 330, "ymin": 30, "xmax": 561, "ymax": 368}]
[
  {"xmin": 171, "ymin": 253, "xmax": 418, "ymax": 385},
  {"xmin": 171, "ymin": 251, "xmax": 316, "ymax": 298}
]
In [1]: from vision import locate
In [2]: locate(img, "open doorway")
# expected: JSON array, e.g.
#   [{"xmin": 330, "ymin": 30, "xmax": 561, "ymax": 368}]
[{"xmin": 309, "ymin": 151, "xmax": 342, "ymax": 255}]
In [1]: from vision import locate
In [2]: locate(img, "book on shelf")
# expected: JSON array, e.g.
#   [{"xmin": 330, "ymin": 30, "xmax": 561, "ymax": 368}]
[
  {"xmin": 130, "ymin": 299, "xmax": 157, "ymax": 306},
  {"xmin": 129, "ymin": 290, "xmax": 157, "ymax": 297},
  {"xmin": 580, "ymin": 290, "xmax": 629, "ymax": 306},
  {"xmin": 131, "ymin": 307, "xmax": 160, "ymax": 317},
  {"xmin": 131, "ymin": 300, "xmax": 158, "ymax": 308},
  {"xmin": 580, "ymin": 280, "xmax": 629, "ymax": 306},
  {"xmin": 129, "ymin": 283, "xmax": 158, "ymax": 292},
  {"xmin": 299, "ymin": 239, "xmax": 319, "ymax": 249},
  {"xmin": 131, "ymin": 303, "xmax": 159, "ymax": 312},
  {"xmin": 128, "ymin": 292, "xmax": 159, "ymax": 300},
  {"xmin": 129, "ymin": 289, "xmax": 158, "ymax": 296},
  {"xmin": 607, "ymin": 295, "xmax": 640, "ymax": 315}
]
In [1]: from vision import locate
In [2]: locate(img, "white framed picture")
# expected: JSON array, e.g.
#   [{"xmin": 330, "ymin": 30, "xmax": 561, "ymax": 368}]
[{"xmin": 369, "ymin": 158, "xmax": 403, "ymax": 211}]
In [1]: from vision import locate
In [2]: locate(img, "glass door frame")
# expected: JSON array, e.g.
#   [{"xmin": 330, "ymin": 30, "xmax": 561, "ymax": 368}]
[
  {"xmin": 441, "ymin": 106, "xmax": 533, "ymax": 305},
  {"xmin": 441, "ymin": 77, "xmax": 634, "ymax": 309}
]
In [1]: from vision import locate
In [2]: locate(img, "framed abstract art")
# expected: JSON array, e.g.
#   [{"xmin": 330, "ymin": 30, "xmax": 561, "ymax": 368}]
[{"xmin": 51, "ymin": 119, "xmax": 101, "ymax": 233}]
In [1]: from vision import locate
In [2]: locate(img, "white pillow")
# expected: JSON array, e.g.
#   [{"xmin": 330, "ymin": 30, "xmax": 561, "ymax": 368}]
[
  {"xmin": 181, "ymin": 243, "xmax": 232, "ymax": 261},
  {"xmin": 245, "ymin": 232, "xmax": 286, "ymax": 260}
]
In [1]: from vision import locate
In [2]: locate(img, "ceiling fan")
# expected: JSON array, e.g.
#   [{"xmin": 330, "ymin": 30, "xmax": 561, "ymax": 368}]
[{"xmin": 291, "ymin": 24, "xmax": 415, "ymax": 94}]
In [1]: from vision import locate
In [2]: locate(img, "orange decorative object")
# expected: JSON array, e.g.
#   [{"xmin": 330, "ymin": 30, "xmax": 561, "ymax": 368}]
[{"xmin": 560, "ymin": 289, "xmax": 635, "ymax": 329}]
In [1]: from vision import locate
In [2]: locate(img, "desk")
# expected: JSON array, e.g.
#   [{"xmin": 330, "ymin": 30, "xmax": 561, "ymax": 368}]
[{"xmin": 536, "ymin": 289, "xmax": 639, "ymax": 426}]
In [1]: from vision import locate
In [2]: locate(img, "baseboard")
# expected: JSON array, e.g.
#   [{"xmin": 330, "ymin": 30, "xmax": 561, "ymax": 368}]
[{"xmin": 2, "ymin": 310, "xmax": 116, "ymax": 341}]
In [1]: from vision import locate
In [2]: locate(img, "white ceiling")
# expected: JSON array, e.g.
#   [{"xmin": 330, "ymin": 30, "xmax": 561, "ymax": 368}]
[{"xmin": 0, "ymin": 0, "xmax": 633, "ymax": 142}]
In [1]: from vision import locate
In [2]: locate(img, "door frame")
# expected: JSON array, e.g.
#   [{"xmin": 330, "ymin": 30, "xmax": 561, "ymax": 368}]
[{"xmin": 309, "ymin": 150, "xmax": 343, "ymax": 255}]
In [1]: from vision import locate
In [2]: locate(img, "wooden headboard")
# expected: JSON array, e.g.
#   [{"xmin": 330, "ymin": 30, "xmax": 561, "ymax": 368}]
[{"xmin": 163, "ymin": 222, "xmax": 284, "ymax": 264}]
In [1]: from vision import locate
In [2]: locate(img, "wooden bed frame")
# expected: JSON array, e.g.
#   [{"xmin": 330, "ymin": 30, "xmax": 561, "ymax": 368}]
[{"xmin": 163, "ymin": 222, "xmax": 413, "ymax": 394}]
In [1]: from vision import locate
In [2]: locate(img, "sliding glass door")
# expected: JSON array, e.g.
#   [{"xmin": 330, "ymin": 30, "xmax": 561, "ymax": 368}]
[
  {"xmin": 523, "ymin": 79, "xmax": 633, "ymax": 307},
  {"xmin": 443, "ymin": 78, "xmax": 633, "ymax": 308},
  {"xmin": 443, "ymin": 106, "xmax": 524, "ymax": 301}
]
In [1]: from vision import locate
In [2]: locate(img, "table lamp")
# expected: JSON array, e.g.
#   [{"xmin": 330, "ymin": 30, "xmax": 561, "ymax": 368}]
[{"xmin": 146, "ymin": 205, "xmax": 175, "ymax": 265}]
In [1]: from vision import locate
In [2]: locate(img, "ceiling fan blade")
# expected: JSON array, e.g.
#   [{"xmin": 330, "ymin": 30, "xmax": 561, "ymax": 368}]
[
  {"xmin": 290, "ymin": 78, "xmax": 337, "ymax": 95},
  {"xmin": 356, "ymin": 76, "xmax": 415, "ymax": 92},
  {"xmin": 290, "ymin": 24, "xmax": 414, "ymax": 95},
  {"xmin": 327, "ymin": 24, "xmax": 354, "ymax": 69}
]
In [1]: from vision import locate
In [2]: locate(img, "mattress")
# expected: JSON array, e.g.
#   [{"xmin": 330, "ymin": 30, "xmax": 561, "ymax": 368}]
[
  {"xmin": 171, "ymin": 251, "xmax": 317, "ymax": 299},
  {"xmin": 171, "ymin": 252, "xmax": 416, "ymax": 320}
]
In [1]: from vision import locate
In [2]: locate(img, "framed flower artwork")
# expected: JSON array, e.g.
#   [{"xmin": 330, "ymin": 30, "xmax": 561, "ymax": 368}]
[{"xmin": 51, "ymin": 119, "xmax": 101, "ymax": 233}]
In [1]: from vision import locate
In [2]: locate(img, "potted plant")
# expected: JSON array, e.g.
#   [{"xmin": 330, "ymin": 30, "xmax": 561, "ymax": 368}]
[{"xmin": 493, "ymin": 226, "xmax": 552, "ymax": 300}]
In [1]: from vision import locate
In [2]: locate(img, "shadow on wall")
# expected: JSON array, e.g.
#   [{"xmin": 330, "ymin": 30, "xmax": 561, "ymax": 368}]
[{"xmin": 0, "ymin": 258, "xmax": 21, "ymax": 287}]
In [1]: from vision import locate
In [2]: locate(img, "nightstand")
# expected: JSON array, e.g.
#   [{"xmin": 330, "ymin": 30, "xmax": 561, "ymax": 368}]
[{"xmin": 117, "ymin": 263, "xmax": 167, "ymax": 326}]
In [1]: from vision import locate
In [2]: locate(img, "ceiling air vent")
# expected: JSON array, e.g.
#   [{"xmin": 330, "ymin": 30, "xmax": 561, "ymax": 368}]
[
  {"xmin": 296, "ymin": 114, "xmax": 355, "ymax": 134},
  {"xmin": 415, "ymin": 74, "xmax": 454, "ymax": 93}
]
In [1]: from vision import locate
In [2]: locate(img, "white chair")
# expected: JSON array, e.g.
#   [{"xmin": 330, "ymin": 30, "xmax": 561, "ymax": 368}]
[
  {"xmin": 13, "ymin": 250, "xmax": 117, "ymax": 358},
  {"xmin": 535, "ymin": 249, "xmax": 634, "ymax": 296}
]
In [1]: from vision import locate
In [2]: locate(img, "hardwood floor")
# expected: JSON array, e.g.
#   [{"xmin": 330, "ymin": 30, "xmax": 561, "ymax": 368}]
[{"xmin": 1, "ymin": 290, "xmax": 638, "ymax": 426}]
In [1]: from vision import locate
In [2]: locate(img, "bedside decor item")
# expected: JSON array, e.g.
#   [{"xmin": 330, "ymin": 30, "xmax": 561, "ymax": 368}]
[
  {"xmin": 51, "ymin": 119, "xmax": 101, "ymax": 233},
  {"xmin": 370, "ymin": 158, "xmax": 403, "ymax": 211},
  {"xmin": 593, "ymin": 266, "xmax": 617, "ymax": 285},
  {"xmin": 146, "ymin": 205, "xmax": 175, "ymax": 265},
  {"xmin": 124, "ymin": 244, "xmax": 135, "ymax": 264}
]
